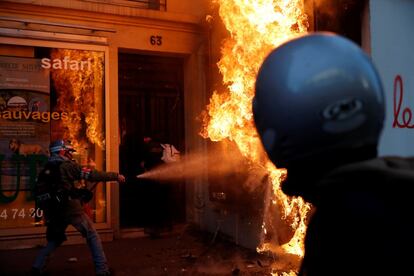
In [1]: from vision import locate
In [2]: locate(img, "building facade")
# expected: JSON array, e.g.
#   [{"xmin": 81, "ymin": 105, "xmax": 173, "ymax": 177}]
[
  {"xmin": 0, "ymin": 0, "xmax": 211, "ymax": 249},
  {"xmin": 1, "ymin": 0, "xmax": 412, "ymax": 251}
]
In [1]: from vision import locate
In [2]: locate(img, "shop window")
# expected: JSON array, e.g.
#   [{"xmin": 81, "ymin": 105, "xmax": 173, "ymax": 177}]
[{"xmin": 0, "ymin": 44, "xmax": 107, "ymax": 228}]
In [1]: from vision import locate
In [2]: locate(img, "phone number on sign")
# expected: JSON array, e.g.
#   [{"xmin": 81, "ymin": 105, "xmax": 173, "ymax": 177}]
[{"xmin": 0, "ymin": 208, "xmax": 43, "ymax": 219}]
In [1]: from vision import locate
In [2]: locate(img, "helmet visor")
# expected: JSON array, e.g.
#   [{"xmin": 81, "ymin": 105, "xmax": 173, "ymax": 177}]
[{"xmin": 64, "ymin": 143, "xmax": 76, "ymax": 152}]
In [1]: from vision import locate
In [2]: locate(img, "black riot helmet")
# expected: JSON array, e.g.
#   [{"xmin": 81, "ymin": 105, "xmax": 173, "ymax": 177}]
[
  {"xmin": 49, "ymin": 139, "xmax": 76, "ymax": 156},
  {"xmin": 253, "ymin": 33, "xmax": 385, "ymax": 169}
]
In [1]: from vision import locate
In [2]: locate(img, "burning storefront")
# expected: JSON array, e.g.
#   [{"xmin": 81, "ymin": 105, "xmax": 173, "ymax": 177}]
[
  {"xmin": 0, "ymin": 0, "xmax": 209, "ymax": 249},
  {"xmin": 1, "ymin": 0, "xmax": 413, "ymax": 275},
  {"xmin": 0, "ymin": 42, "xmax": 118, "ymax": 245}
]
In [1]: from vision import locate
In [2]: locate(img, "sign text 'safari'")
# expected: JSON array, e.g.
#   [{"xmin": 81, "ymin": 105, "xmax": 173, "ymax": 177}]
[{"xmin": 41, "ymin": 57, "xmax": 91, "ymax": 71}]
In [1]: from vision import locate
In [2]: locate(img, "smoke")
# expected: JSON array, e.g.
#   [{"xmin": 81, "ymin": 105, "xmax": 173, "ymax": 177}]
[
  {"xmin": 311, "ymin": 0, "xmax": 364, "ymax": 36},
  {"xmin": 313, "ymin": 0, "xmax": 336, "ymax": 16},
  {"xmin": 312, "ymin": 0, "xmax": 338, "ymax": 32},
  {"xmin": 136, "ymin": 151, "xmax": 208, "ymax": 181},
  {"xmin": 136, "ymin": 145, "xmax": 252, "ymax": 182},
  {"xmin": 137, "ymin": 142, "xmax": 268, "ymax": 190}
]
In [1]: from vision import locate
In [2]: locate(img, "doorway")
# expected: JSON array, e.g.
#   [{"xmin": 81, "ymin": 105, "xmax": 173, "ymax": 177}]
[{"xmin": 118, "ymin": 52, "xmax": 185, "ymax": 229}]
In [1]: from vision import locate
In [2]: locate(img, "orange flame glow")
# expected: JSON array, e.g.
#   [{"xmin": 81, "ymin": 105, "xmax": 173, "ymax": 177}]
[
  {"xmin": 51, "ymin": 49, "xmax": 105, "ymax": 159},
  {"xmin": 201, "ymin": 0, "xmax": 312, "ymax": 273}
]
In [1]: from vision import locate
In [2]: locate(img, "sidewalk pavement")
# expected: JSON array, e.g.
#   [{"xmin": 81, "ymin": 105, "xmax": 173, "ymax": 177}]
[{"xmin": 0, "ymin": 226, "xmax": 291, "ymax": 276}]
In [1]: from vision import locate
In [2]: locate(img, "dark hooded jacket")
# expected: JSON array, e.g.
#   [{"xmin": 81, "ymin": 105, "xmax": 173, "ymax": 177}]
[
  {"xmin": 46, "ymin": 155, "xmax": 119, "ymax": 217},
  {"xmin": 299, "ymin": 157, "xmax": 414, "ymax": 276}
]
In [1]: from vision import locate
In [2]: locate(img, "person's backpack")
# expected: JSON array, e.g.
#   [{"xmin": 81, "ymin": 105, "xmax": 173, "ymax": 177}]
[{"xmin": 34, "ymin": 161, "xmax": 66, "ymax": 221}]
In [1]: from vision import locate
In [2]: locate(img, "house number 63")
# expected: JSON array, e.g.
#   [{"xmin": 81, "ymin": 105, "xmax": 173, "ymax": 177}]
[{"xmin": 150, "ymin": 35, "xmax": 162, "ymax": 46}]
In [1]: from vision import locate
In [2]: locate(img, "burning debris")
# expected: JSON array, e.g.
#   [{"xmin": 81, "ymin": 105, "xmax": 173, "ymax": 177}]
[{"xmin": 201, "ymin": 0, "xmax": 312, "ymax": 274}]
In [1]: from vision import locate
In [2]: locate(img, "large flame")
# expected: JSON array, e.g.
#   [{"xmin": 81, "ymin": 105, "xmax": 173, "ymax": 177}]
[
  {"xmin": 201, "ymin": 0, "xmax": 311, "ymax": 273},
  {"xmin": 51, "ymin": 49, "xmax": 105, "ymax": 160}
]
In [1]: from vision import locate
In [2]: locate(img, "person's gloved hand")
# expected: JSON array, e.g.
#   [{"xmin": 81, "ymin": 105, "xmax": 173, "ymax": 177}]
[{"xmin": 118, "ymin": 174, "xmax": 126, "ymax": 183}]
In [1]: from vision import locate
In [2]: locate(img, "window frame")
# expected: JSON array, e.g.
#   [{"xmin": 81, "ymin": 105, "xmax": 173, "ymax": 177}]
[{"xmin": 0, "ymin": 37, "xmax": 112, "ymax": 235}]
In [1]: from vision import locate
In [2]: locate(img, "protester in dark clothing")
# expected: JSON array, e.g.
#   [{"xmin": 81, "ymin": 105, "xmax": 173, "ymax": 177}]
[
  {"xmin": 139, "ymin": 135, "xmax": 172, "ymax": 238},
  {"xmin": 32, "ymin": 140, "xmax": 125, "ymax": 276},
  {"xmin": 140, "ymin": 135, "xmax": 164, "ymax": 170},
  {"xmin": 253, "ymin": 33, "xmax": 414, "ymax": 276}
]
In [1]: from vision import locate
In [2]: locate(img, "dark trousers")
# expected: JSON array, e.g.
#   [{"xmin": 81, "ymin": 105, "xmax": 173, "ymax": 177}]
[{"xmin": 33, "ymin": 212, "xmax": 109, "ymax": 274}]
